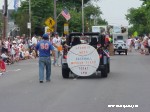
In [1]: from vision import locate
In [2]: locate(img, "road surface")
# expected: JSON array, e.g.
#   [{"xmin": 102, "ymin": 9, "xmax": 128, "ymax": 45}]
[{"xmin": 0, "ymin": 52, "xmax": 150, "ymax": 112}]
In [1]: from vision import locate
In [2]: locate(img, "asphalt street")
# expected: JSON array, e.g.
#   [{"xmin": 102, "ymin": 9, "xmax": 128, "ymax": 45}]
[{"xmin": 0, "ymin": 51, "xmax": 150, "ymax": 112}]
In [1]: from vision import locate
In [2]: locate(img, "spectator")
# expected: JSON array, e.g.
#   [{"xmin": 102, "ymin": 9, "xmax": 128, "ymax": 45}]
[
  {"xmin": 1, "ymin": 51, "xmax": 12, "ymax": 65},
  {"xmin": 32, "ymin": 34, "xmax": 38, "ymax": 46},
  {"xmin": 0, "ymin": 58, "xmax": 6, "ymax": 75},
  {"xmin": 134, "ymin": 38, "xmax": 139, "ymax": 51},
  {"xmin": 148, "ymin": 36, "xmax": 150, "ymax": 53},
  {"xmin": 30, "ymin": 49, "xmax": 36, "ymax": 59},
  {"xmin": 143, "ymin": 37, "xmax": 149, "ymax": 55},
  {"xmin": 24, "ymin": 49, "xmax": 30, "ymax": 59},
  {"xmin": 32, "ymin": 35, "xmax": 38, "ymax": 56},
  {"xmin": 126, "ymin": 37, "xmax": 132, "ymax": 52},
  {"xmin": 52, "ymin": 32, "xmax": 62, "ymax": 66},
  {"xmin": 19, "ymin": 48, "xmax": 25, "ymax": 60}
]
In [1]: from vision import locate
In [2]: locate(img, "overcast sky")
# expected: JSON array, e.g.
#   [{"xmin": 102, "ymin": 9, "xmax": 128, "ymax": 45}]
[
  {"xmin": 0, "ymin": 0, "xmax": 14, "ymax": 9},
  {"xmin": 1, "ymin": 0, "xmax": 143, "ymax": 26},
  {"xmin": 97, "ymin": 0, "xmax": 143, "ymax": 26}
]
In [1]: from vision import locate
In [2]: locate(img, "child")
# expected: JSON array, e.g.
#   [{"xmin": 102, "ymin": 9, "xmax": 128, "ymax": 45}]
[
  {"xmin": 19, "ymin": 48, "xmax": 25, "ymax": 60},
  {"xmin": 0, "ymin": 57, "xmax": 6, "ymax": 75},
  {"xmin": 1, "ymin": 52, "xmax": 12, "ymax": 65},
  {"xmin": 30, "ymin": 49, "xmax": 36, "ymax": 59},
  {"xmin": 24, "ymin": 49, "xmax": 30, "ymax": 59}
]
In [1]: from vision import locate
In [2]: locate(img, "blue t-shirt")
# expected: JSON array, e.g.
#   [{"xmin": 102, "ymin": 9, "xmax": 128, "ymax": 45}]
[{"xmin": 36, "ymin": 40, "xmax": 54, "ymax": 57}]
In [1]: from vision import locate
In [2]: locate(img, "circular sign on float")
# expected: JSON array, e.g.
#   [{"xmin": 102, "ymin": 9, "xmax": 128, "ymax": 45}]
[{"xmin": 67, "ymin": 44, "xmax": 100, "ymax": 76}]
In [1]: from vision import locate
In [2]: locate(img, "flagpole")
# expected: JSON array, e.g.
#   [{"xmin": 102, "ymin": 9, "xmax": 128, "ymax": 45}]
[
  {"xmin": 56, "ymin": 12, "xmax": 61, "ymax": 19},
  {"xmin": 82, "ymin": 0, "xmax": 84, "ymax": 33},
  {"xmin": 54, "ymin": 0, "xmax": 57, "ymax": 32}
]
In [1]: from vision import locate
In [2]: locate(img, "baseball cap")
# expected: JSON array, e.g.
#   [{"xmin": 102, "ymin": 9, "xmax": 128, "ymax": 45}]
[
  {"xmin": 55, "ymin": 32, "xmax": 58, "ymax": 35},
  {"xmin": 42, "ymin": 33, "xmax": 49, "ymax": 39}
]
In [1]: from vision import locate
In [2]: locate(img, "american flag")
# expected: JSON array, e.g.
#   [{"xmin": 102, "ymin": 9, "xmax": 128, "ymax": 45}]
[
  {"xmin": 103, "ymin": 50, "xmax": 110, "ymax": 58},
  {"xmin": 61, "ymin": 9, "xmax": 71, "ymax": 21},
  {"xmin": 14, "ymin": 0, "xmax": 19, "ymax": 11}
]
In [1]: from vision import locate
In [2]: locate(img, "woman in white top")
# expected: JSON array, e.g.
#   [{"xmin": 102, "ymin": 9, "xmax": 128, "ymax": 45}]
[
  {"xmin": 52, "ymin": 32, "xmax": 62, "ymax": 66},
  {"xmin": 134, "ymin": 38, "xmax": 139, "ymax": 51}
]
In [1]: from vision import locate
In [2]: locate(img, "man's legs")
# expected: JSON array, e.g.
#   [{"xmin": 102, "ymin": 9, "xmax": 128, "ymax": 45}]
[
  {"xmin": 57, "ymin": 51, "xmax": 62, "ymax": 66},
  {"xmin": 39, "ymin": 57, "xmax": 45, "ymax": 81},
  {"xmin": 53, "ymin": 49, "xmax": 58, "ymax": 66},
  {"xmin": 45, "ymin": 57, "xmax": 51, "ymax": 81}
]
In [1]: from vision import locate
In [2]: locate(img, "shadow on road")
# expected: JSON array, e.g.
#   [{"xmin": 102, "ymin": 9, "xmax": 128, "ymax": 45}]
[{"xmin": 65, "ymin": 73, "xmax": 108, "ymax": 80}]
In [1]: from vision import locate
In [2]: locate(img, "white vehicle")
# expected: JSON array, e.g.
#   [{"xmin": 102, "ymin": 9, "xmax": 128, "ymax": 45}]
[
  {"xmin": 112, "ymin": 26, "xmax": 128, "ymax": 55},
  {"xmin": 114, "ymin": 39, "xmax": 128, "ymax": 55},
  {"xmin": 91, "ymin": 25, "xmax": 128, "ymax": 55}
]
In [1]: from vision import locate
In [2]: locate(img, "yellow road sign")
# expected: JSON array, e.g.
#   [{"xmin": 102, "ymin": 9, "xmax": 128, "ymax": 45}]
[
  {"xmin": 45, "ymin": 17, "xmax": 55, "ymax": 28},
  {"xmin": 46, "ymin": 27, "xmax": 54, "ymax": 33}
]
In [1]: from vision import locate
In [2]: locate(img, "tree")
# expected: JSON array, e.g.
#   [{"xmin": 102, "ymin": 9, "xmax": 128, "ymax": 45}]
[
  {"xmin": 0, "ymin": 13, "xmax": 3, "ymax": 38},
  {"xmin": 12, "ymin": 0, "xmax": 107, "ymax": 36},
  {"xmin": 84, "ymin": 3, "xmax": 107, "ymax": 31},
  {"xmin": 12, "ymin": 0, "xmax": 53, "ymax": 36},
  {"xmin": 126, "ymin": 0, "xmax": 150, "ymax": 35}
]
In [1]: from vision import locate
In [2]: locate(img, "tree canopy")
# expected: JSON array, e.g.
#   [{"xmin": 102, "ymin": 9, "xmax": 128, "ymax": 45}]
[
  {"xmin": 126, "ymin": 0, "xmax": 150, "ymax": 35},
  {"xmin": 11, "ymin": 0, "xmax": 107, "ymax": 36}
]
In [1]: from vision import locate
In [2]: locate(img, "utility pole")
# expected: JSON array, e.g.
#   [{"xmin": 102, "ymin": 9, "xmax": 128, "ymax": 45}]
[
  {"xmin": 28, "ymin": 0, "xmax": 31, "ymax": 38},
  {"xmin": 54, "ymin": 0, "xmax": 57, "ymax": 32},
  {"xmin": 3, "ymin": 0, "xmax": 8, "ymax": 39},
  {"xmin": 82, "ymin": 0, "xmax": 84, "ymax": 33}
]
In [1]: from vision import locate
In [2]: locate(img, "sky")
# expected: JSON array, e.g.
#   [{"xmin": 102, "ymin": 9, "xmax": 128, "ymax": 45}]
[
  {"xmin": 0, "ymin": 0, "xmax": 15, "ymax": 9},
  {"xmin": 0, "ymin": 0, "xmax": 143, "ymax": 26},
  {"xmin": 97, "ymin": 0, "xmax": 143, "ymax": 26}
]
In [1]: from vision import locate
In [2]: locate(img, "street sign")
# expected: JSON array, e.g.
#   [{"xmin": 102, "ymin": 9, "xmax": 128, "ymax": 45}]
[
  {"xmin": 47, "ymin": 27, "xmax": 54, "ymax": 32},
  {"xmin": 27, "ymin": 22, "xmax": 31, "ymax": 29},
  {"xmin": 45, "ymin": 26, "xmax": 54, "ymax": 33},
  {"xmin": 64, "ymin": 23, "xmax": 69, "ymax": 34},
  {"xmin": 45, "ymin": 17, "xmax": 55, "ymax": 28}
]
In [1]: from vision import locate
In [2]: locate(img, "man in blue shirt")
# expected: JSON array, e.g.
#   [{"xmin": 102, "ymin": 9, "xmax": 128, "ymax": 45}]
[{"xmin": 36, "ymin": 34, "xmax": 55, "ymax": 83}]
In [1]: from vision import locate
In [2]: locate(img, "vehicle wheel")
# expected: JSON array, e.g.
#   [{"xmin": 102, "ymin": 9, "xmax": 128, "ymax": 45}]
[
  {"xmin": 107, "ymin": 63, "xmax": 110, "ymax": 73},
  {"xmin": 62, "ymin": 68, "xmax": 70, "ymax": 78},
  {"xmin": 119, "ymin": 52, "xmax": 121, "ymax": 55},
  {"xmin": 101, "ymin": 65, "xmax": 108, "ymax": 78},
  {"xmin": 125, "ymin": 50, "xmax": 127, "ymax": 55}
]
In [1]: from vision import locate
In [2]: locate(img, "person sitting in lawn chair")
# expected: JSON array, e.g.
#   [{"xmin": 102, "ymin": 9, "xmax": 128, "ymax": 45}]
[{"xmin": 0, "ymin": 51, "xmax": 12, "ymax": 65}]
